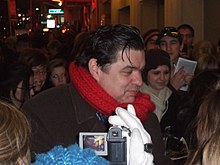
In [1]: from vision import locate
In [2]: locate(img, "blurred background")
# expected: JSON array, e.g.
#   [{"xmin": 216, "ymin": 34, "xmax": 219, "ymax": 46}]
[{"xmin": 0, "ymin": 0, "xmax": 220, "ymax": 44}]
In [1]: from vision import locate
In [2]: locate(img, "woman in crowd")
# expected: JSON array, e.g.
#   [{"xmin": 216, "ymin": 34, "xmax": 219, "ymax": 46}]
[
  {"xmin": 48, "ymin": 58, "xmax": 69, "ymax": 87},
  {"xmin": 19, "ymin": 48, "xmax": 49, "ymax": 95},
  {"xmin": 185, "ymin": 89, "xmax": 220, "ymax": 165},
  {"xmin": 0, "ymin": 62, "xmax": 34, "ymax": 108},
  {"xmin": 140, "ymin": 49, "xmax": 182, "ymax": 138}
]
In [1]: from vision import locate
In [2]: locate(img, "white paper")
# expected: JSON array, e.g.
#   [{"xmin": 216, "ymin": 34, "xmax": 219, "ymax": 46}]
[{"xmin": 174, "ymin": 57, "xmax": 197, "ymax": 91}]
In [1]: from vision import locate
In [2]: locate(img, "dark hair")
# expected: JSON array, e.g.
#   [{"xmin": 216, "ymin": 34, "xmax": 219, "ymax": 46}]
[
  {"xmin": 142, "ymin": 49, "xmax": 171, "ymax": 83},
  {"xmin": 71, "ymin": 31, "xmax": 90, "ymax": 61},
  {"xmin": 177, "ymin": 24, "xmax": 195, "ymax": 37},
  {"xmin": 19, "ymin": 48, "xmax": 48, "ymax": 67},
  {"xmin": 0, "ymin": 63, "xmax": 33, "ymax": 104},
  {"xmin": 47, "ymin": 39, "xmax": 62, "ymax": 52},
  {"xmin": 157, "ymin": 26, "xmax": 182, "ymax": 45},
  {"xmin": 75, "ymin": 24, "xmax": 144, "ymax": 71},
  {"xmin": 178, "ymin": 69, "xmax": 220, "ymax": 149}
]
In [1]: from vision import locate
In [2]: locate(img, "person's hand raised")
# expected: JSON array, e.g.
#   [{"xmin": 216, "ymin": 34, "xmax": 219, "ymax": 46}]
[{"xmin": 108, "ymin": 104, "xmax": 154, "ymax": 165}]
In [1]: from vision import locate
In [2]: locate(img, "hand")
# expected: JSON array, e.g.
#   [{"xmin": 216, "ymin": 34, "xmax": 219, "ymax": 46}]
[
  {"xmin": 184, "ymin": 73, "xmax": 194, "ymax": 85},
  {"xmin": 170, "ymin": 67, "xmax": 186, "ymax": 90},
  {"xmin": 108, "ymin": 104, "xmax": 154, "ymax": 165}
]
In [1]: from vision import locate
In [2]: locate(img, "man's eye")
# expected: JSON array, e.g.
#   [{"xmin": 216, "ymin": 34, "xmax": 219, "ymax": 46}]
[
  {"xmin": 122, "ymin": 70, "xmax": 132, "ymax": 75},
  {"xmin": 171, "ymin": 41, "xmax": 178, "ymax": 44}
]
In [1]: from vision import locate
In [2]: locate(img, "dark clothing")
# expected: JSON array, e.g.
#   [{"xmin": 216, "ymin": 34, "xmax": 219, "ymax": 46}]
[
  {"xmin": 160, "ymin": 92, "xmax": 184, "ymax": 139},
  {"xmin": 22, "ymin": 83, "xmax": 174, "ymax": 165}
]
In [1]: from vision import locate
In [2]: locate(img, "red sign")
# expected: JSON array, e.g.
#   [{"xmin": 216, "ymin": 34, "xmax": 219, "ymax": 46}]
[{"xmin": 8, "ymin": 0, "xmax": 16, "ymax": 19}]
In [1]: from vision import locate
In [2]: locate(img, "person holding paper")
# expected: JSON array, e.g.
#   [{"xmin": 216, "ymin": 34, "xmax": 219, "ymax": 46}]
[{"xmin": 156, "ymin": 27, "xmax": 194, "ymax": 91}]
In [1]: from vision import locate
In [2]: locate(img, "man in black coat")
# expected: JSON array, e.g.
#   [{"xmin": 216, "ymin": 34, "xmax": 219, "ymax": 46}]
[{"xmin": 22, "ymin": 24, "xmax": 174, "ymax": 165}]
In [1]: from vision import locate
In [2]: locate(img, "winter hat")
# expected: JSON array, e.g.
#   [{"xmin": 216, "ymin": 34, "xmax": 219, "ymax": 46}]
[
  {"xmin": 143, "ymin": 29, "xmax": 160, "ymax": 45},
  {"xmin": 143, "ymin": 49, "xmax": 171, "ymax": 82},
  {"xmin": 156, "ymin": 26, "xmax": 182, "ymax": 44},
  {"xmin": 145, "ymin": 48, "xmax": 171, "ymax": 71}
]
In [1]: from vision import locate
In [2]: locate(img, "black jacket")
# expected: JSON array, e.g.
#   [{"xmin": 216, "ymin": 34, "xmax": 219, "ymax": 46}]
[{"xmin": 22, "ymin": 83, "xmax": 174, "ymax": 165}]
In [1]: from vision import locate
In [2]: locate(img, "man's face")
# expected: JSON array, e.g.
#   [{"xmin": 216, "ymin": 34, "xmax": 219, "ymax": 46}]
[
  {"xmin": 146, "ymin": 35, "xmax": 159, "ymax": 51},
  {"xmin": 159, "ymin": 36, "xmax": 180, "ymax": 63},
  {"xmin": 178, "ymin": 28, "xmax": 194, "ymax": 45},
  {"xmin": 32, "ymin": 65, "xmax": 47, "ymax": 92},
  {"xmin": 95, "ymin": 49, "xmax": 145, "ymax": 104}
]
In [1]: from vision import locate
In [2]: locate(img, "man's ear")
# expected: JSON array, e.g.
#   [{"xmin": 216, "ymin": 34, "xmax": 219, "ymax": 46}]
[{"xmin": 88, "ymin": 58, "xmax": 100, "ymax": 81}]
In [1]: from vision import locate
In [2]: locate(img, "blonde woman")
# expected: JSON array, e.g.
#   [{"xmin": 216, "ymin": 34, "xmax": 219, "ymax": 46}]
[
  {"xmin": 202, "ymin": 131, "xmax": 220, "ymax": 165},
  {"xmin": 0, "ymin": 100, "xmax": 31, "ymax": 164}
]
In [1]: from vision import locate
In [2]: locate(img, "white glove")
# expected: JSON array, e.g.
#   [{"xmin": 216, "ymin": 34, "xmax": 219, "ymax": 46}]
[{"xmin": 108, "ymin": 104, "xmax": 154, "ymax": 165}]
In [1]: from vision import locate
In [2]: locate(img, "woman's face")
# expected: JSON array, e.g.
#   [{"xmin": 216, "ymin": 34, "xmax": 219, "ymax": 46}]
[
  {"xmin": 50, "ymin": 66, "xmax": 68, "ymax": 87},
  {"xmin": 147, "ymin": 65, "xmax": 170, "ymax": 92},
  {"xmin": 32, "ymin": 65, "xmax": 47, "ymax": 92}
]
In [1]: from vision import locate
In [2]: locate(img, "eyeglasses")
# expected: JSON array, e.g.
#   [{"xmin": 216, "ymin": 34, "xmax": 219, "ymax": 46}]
[
  {"xmin": 32, "ymin": 70, "xmax": 47, "ymax": 75},
  {"xmin": 32, "ymin": 67, "xmax": 47, "ymax": 75}
]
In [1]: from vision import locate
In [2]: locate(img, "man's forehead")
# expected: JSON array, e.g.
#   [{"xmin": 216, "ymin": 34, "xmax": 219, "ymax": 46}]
[
  {"xmin": 116, "ymin": 49, "xmax": 144, "ymax": 58},
  {"xmin": 160, "ymin": 36, "xmax": 179, "ymax": 42},
  {"xmin": 115, "ymin": 49, "xmax": 145, "ymax": 67},
  {"xmin": 179, "ymin": 28, "xmax": 192, "ymax": 33}
]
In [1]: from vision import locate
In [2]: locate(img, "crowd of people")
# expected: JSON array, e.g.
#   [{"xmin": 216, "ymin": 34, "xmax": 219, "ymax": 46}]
[{"xmin": 0, "ymin": 23, "xmax": 220, "ymax": 165}]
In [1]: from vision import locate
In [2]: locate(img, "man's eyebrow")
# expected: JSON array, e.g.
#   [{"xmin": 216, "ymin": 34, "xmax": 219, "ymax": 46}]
[
  {"xmin": 122, "ymin": 65, "xmax": 142, "ymax": 71},
  {"xmin": 170, "ymin": 39, "xmax": 178, "ymax": 43}
]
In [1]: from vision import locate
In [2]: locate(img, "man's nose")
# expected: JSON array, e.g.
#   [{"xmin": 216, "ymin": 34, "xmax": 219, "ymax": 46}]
[
  {"xmin": 166, "ymin": 44, "xmax": 171, "ymax": 51},
  {"xmin": 132, "ymin": 71, "xmax": 143, "ymax": 86}
]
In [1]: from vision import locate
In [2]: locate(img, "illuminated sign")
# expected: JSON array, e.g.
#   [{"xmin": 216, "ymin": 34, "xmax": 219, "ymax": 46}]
[{"xmin": 48, "ymin": 9, "xmax": 64, "ymax": 14}]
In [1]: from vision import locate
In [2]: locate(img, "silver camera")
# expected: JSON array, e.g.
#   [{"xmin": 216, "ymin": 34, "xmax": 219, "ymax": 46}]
[{"xmin": 107, "ymin": 126, "xmax": 131, "ymax": 165}]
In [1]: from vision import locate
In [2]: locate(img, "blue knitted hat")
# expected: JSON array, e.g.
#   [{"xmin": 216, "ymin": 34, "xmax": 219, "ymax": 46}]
[{"xmin": 31, "ymin": 144, "xmax": 109, "ymax": 165}]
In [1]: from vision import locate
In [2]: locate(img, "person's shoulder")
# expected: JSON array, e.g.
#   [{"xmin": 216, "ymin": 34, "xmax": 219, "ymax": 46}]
[
  {"xmin": 35, "ymin": 84, "xmax": 71, "ymax": 99},
  {"xmin": 143, "ymin": 112, "xmax": 160, "ymax": 128},
  {"xmin": 22, "ymin": 84, "xmax": 73, "ymax": 110}
]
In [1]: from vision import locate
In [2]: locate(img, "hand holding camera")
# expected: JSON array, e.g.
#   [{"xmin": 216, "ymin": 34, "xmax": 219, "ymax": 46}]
[{"xmin": 108, "ymin": 104, "xmax": 154, "ymax": 165}]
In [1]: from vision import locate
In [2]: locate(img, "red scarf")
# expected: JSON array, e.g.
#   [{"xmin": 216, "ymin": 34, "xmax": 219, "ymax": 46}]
[{"xmin": 69, "ymin": 63, "xmax": 155, "ymax": 121}]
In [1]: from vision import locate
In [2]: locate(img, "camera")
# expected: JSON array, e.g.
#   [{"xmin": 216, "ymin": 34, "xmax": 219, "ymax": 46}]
[
  {"xmin": 107, "ymin": 126, "xmax": 131, "ymax": 165},
  {"xmin": 79, "ymin": 126, "xmax": 131, "ymax": 164}
]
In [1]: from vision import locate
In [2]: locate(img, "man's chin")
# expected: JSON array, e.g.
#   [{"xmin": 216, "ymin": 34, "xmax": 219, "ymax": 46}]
[{"xmin": 120, "ymin": 96, "xmax": 136, "ymax": 104}]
